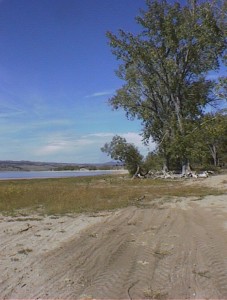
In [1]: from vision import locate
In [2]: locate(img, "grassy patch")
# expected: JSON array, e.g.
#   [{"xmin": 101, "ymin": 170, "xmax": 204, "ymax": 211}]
[
  {"xmin": 17, "ymin": 248, "xmax": 33, "ymax": 255},
  {"xmin": 143, "ymin": 287, "xmax": 168, "ymax": 299},
  {"xmin": 192, "ymin": 269, "xmax": 211, "ymax": 278},
  {"xmin": 153, "ymin": 249, "xmax": 172, "ymax": 258},
  {"xmin": 0, "ymin": 175, "xmax": 223, "ymax": 215},
  {"xmin": 7, "ymin": 217, "xmax": 43, "ymax": 222}
]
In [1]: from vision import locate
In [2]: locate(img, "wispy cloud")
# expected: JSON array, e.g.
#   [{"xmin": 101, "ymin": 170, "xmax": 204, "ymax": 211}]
[
  {"xmin": 34, "ymin": 133, "xmax": 95, "ymax": 157},
  {"xmin": 86, "ymin": 132, "xmax": 114, "ymax": 138},
  {"xmin": 31, "ymin": 118, "xmax": 74, "ymax": 129},
  {"xmin": 85, "ymin": 90, "xmax": 115, "ymax": 98},
  {"xmin": 37, "ymin": 144, "xmax": 66, "ymax": 155},
  {"xmin": 0, "ymin": 100, "xmax": 25, "ymax": 118},
  {"xmin": 1, "ymin": 125, "xmax": 156, "ymax": 162},
  {"xmin": 0, "ymin": 107, "xmax": 24, "ymax": 118}
]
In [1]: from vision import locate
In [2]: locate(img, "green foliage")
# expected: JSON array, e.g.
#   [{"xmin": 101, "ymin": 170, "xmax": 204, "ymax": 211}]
[
  {"xmin": 101, "ymin": 135, "xmax": 143, "ymax": 175},
  {"xmin": 106, "ymin": 0, "xmax": 226, "ymax": 171},
  {"xmin": 193, "ymin": 111, "xmax": 227, "ymax": 166},
  {"xmin": 144, "ymin": 151, "xmax": 163, "ymax": 171}
]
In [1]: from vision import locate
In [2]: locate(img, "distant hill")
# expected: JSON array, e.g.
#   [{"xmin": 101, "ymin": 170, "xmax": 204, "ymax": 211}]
[{"xmin": 0, "ymin": 160, "xmax": 123, "ymax": 171}]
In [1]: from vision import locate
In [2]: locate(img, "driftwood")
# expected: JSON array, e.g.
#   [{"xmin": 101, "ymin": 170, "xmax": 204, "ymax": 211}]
[
  {"xmin": 18, "ymin": 224, "xmax": 33, "ymax": 234},
  {"xmin": 133, "ymin": 169, "xmax": 214, "ymax": 180},
  {"xmin": 132, "ymin": 166, "xmax": 149, "ymax": 179}
]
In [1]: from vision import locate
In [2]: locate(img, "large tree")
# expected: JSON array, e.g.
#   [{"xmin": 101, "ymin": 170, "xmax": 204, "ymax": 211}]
[{"xmin": 107, "ymin": 0, "xmax": 226, "ymax": 173}]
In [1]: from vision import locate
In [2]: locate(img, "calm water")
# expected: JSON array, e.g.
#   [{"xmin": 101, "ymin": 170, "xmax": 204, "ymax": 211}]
[{"xmin": 0, "ymin": 170, "xmax": 115, "ymax": 180}]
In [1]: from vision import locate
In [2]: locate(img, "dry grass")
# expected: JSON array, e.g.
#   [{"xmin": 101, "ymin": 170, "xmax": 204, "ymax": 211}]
[
  {"xmin": 143, "ymin": 287, "xmax": 168, "ymax": 299},
  {"xmin": 192, "ymin": 269, "xmax": 211, "ymax": 279},
  {"xmin": 153, "ymin": 249, "xmax": 172, "ymax": 258},
  {"xmin": 0, "ymin": 175, "xmax": 223, "ymax": 215},
  {"xmin": 17, "ymin": 248, "xmax": 33, "ymax": 255}
]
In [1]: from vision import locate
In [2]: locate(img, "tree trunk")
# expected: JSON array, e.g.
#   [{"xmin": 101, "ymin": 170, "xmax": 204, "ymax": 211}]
[
  {"xmin": 162, "ymin": 162, "xmax": 168, "ymax": 173},
  {"xmin": 132, "ymin": 165, "xmax": 140, "ymax": 179},
  {"xmin": 181, "ymin": 158, "xmax": 191, "ymax": 175},
  {"xmin": 162, "ymin": 155, "xmax": 169, "ymax": 173},
  {"xmin": 209, "ymin": 144, "xmax": 218, "ymax": 166},
  {"xmin": 172, "ymin": 95, "xmax": 184, "ymax": 134},
  {"xmin": 171, "ymin": 94, "xmax": 191, "ymax": 176}
]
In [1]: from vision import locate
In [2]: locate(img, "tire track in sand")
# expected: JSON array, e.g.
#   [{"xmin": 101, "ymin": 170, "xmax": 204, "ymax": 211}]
[
  {"xmin": 190, "ymin": 206, "xmax": 227, "ymax": 298},
  {"xmin": 2, "ymin": 192, "xmax": 227, "ymax": 299}
]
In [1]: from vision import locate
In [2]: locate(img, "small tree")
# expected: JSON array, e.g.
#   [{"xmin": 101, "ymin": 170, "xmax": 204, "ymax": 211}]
[
  {"xmin": 195, "ymin": 111, "xmax": 227, "ymax": 166},
  {"xmin": 101, "ymin": 135, "xmax": 143, "ymax": 176}
]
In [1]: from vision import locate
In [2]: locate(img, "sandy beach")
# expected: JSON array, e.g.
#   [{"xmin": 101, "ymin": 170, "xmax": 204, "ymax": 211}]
[{"xmin": 0, "ymin": 174, "xmax": 227, "ymax": 299}]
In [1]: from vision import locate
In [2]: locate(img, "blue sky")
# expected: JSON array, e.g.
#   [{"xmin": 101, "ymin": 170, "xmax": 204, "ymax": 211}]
[
  {"xmin": 0, "ymin": 0, "xmax": 153, "ymax": 163},
  {"xmin": 0, "ymin": 0, "xmax": 225, "ymax": 163}
]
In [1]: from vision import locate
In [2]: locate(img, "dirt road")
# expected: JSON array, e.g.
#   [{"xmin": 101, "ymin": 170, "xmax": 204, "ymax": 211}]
[{"xmin": 0, "ymin": 175, "xmax": 227, "ymax": 299}]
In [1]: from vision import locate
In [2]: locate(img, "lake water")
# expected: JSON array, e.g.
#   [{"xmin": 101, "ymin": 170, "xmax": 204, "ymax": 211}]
[{"xmin": 0, "ymin": 170, "xmax": 115, "ymax": 180}]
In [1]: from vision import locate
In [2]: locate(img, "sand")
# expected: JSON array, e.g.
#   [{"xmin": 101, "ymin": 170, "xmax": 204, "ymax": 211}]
[{"xmin": 0, "ymin": 174, "xmax": 227, "ymax": 299}]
